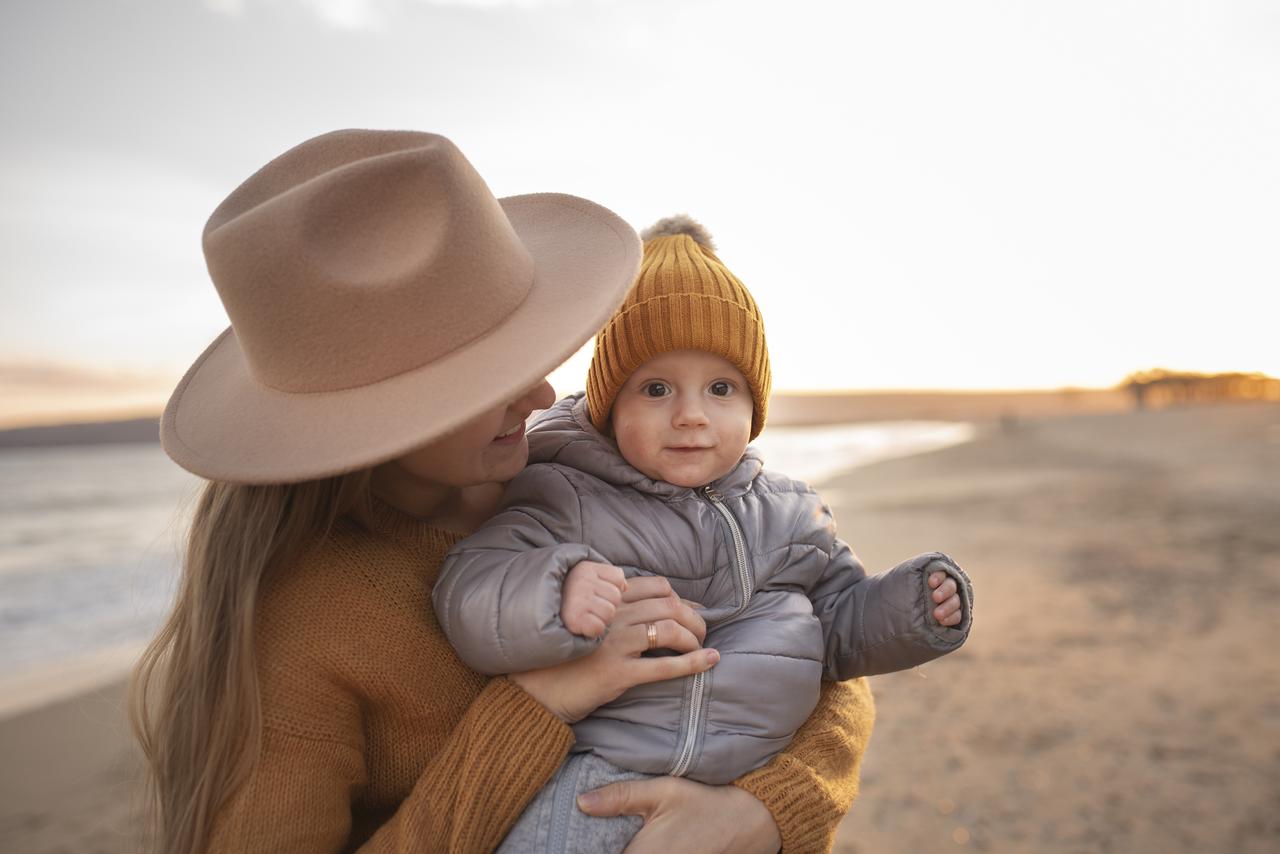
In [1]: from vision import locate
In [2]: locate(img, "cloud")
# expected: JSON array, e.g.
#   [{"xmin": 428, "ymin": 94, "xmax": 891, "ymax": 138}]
[
  {"xmin": 300, "ymin": 0, "xmax": 388, "ymax": 29},
  {"xmin": 202, "ymin": 0, "xmax": 589, "ymax": 31},
  {"xmin": 203, "ymin": 0, "xmax": 247, "ymax": 16}
]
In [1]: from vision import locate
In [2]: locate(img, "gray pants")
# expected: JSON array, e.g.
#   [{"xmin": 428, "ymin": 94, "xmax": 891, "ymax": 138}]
[{"xmin": 497, "ymin": 752, "xmax": 654, "ymax": 853}]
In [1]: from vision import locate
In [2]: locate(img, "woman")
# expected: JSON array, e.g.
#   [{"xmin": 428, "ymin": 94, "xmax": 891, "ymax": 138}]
[{"xmin": 131, "ymin": 129, "xmax": 874, "ymax": 853}]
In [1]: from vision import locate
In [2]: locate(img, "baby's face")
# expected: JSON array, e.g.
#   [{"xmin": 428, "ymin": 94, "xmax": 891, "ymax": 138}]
[{"xmin": 611, "ymin": 349, "xmax": 753, "ymax": 488}]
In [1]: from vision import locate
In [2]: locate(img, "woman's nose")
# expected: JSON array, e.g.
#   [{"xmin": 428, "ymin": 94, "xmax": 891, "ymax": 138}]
[{"xmin": 513, "ymin": 378, "xmax": 556, "ymax": 413}]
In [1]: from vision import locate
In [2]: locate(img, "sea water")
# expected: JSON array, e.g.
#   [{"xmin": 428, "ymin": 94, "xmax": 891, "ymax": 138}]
[{"xmin": 0, "ymin": 420, "xmax": 973, "ymax": 717}]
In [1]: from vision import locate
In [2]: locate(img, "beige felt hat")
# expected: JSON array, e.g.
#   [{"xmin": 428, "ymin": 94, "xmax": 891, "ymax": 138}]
[{"xmin": 161, "ymin": 129, "xmax": 641, "ymax": 484}]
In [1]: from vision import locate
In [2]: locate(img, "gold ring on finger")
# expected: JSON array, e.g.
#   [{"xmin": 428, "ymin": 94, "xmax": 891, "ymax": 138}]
[{"xmin": 645, "ymin": 622, "xmax": 659, "ymax": 651}]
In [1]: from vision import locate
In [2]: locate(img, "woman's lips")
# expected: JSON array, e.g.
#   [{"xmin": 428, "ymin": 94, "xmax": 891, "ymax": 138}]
[{"xmin": 492, "ymin": 421, "xmax": 526, "ymax": 444}]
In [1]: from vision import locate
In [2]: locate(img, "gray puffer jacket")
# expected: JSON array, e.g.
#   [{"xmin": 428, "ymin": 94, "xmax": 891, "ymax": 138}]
[{"xmin": 435, "ymin": 394, "xmax": 973, "ymax": 784}]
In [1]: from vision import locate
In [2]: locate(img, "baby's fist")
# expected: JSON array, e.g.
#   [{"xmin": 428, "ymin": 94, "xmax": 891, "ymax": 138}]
[
  {"xmin": 561, "ymin": 561, "xmax": 628, "ymax": 639},
  {"xmin": 928, "ymin": 570, "xmax": 963, "ymax": 627}
]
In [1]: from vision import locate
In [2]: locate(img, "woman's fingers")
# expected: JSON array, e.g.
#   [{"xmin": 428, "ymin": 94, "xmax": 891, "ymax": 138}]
[
  {"xmin": 578, "ymin": 776, "xmax": 674, "ymax": 817},
  {"xmin": 638, "ymin": 618, "xmax": 701, "ymax": 654},
  {"xmin": 514, "ymin": 581, "xmax": 716, "ymax": 722},
  {"xmin": 602, "ymin": 618, "xmax": 700, "ymax": 657},
  {"xmin": 626, "ymin": 647, "xmax": 719, "ymax": 687},
  {"xmin": 613, "ymin": 595, "xmax": 706, "ymax": 643},
  {"xmin": 579, "ymin": 771, "xmax": 782, "ymax": 854}
]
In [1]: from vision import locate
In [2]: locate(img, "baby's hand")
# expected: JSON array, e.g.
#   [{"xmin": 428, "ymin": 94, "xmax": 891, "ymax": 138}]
[
  {"xmin": 561, "ymin": 561, "xmax": 629, "ymax": 639},
  {"xmin": 928, "ymin": 570, "xmax": 963, "ymax": 627}
]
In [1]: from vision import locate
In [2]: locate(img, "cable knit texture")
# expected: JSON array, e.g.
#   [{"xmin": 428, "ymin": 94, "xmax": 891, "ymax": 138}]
[
  {"xmin": 736, "ymin": 678, "xmax": 876, "ymax": 853},
  {"xmin": 207, "ymin": 499, "xmax": 874, "ymax": 852}
]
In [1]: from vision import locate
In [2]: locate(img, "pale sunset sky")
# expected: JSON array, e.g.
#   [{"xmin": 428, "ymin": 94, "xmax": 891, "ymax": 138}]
[{"xmin": 2, "ymin": 0, "xmax": 1278, "ymax": 427}]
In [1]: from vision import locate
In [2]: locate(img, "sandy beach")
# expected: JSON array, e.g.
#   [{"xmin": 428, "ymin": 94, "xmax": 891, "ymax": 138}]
[
  {"xmin": 3, "ymin": 401, "xmax": 1278, "ymax": 852},
  {"xmin": 831, "ymin": 401, "xmax": 1280, "ymax": 853}
]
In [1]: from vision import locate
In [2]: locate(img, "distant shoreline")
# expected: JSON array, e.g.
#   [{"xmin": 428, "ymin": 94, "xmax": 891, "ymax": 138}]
[{"xmin": 0, "ymin": 417, "xmax": 159, "ymax": 449}]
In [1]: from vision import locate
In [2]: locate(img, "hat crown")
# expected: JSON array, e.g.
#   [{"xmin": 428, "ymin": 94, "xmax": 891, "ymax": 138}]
[{"xmin": 203, "ymin": 129, "xmax": 535, "ymax": 393}]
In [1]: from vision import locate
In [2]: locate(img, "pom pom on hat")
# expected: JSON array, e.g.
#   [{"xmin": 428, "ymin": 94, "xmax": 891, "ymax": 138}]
[{"xmin": 640, "ymin": 214, "xmax": 716, "ymax": 251}]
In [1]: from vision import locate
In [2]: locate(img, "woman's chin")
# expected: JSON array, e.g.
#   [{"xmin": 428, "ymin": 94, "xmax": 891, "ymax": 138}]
[{"xmin": 485, "ymin": 440, "xmax": 531, "ymax": 483}]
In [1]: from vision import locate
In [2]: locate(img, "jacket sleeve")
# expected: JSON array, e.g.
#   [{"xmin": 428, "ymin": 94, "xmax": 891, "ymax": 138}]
[
  {"xmin": 800, "ymin": 502, "xmax": 974, "ymax": 680},
  {"xmin": 210, "ymin": 678, "xmax": 574, "ymax": 853},
  {"xmin": 733, "ymin": 677, "xmax": 875, "ymax": 853},
  {"xmin": 434, "ymin": 465, "xmax": 606, "ymax": 675}
]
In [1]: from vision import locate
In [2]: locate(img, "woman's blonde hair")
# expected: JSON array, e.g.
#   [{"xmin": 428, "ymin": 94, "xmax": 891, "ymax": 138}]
[{"xmin": 129, "ymin": 471, "xmax": 372, "ymax": 853}]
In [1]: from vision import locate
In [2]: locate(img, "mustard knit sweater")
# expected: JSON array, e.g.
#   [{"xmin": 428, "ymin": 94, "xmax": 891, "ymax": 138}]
[{"xmin": 209, "ymin": 501, "xmax": 875, "ymax": 853}]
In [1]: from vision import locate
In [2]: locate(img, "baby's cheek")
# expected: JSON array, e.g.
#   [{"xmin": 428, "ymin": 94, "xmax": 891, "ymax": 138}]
[{"xmin": 614, "ymin": 425, "xmax": 661, "ymax": 478}]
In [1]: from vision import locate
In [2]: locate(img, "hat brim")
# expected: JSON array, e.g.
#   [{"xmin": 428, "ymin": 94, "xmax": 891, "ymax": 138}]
[{"xmin": 161, "ymin": 193, "xmax": 640, "ymax": 484}]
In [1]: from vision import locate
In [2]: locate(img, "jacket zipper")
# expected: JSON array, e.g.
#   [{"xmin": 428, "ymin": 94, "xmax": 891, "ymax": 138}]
[
  {"xmin": 669, "ymin": 669, "xmax": 706, "ymax": 777},
  {"xmin": 669, "ymin": 487, "xmax": 754, "ymax": 778},
  {"xmin": 702, "ymin": 486, "xmax": 754, "ymax": 617}
]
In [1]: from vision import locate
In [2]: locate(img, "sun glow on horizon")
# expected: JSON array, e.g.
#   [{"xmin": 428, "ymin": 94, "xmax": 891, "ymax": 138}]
[{"xmin": 3, "ymin": 1, "xmax": 1278, "ymax": 428}]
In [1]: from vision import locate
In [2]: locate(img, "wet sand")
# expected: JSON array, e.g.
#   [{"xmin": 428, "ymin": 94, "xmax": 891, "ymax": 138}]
[{"xmin": 3, "ymin": 401, "xmax": 1278, "ymax": 852}]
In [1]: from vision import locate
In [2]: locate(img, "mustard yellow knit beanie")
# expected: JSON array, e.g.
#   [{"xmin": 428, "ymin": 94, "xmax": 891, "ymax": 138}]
[{"xmin": 586, "ymin": 215, "xmax": 771, "ymax": 439}]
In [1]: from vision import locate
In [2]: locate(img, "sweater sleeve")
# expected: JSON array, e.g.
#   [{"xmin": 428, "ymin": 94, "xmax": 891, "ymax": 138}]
[
  {"xmin": 733, "ymin": 677, "xmax": 876, "ymax": 854},
  {"xmin": 210, "ymin": 678, "xmax": 574, "ymax": 853},
  {"xmin": 435, "ymin": 465, "xmax": 606, "ymax": 674}
]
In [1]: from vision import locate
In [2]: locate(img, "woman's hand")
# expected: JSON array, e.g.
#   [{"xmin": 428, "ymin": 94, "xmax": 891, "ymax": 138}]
[
  {"xmin": 511, "ymin": 576, "xmax": 715, "ymax": 723},
  {"xmin": 577, "ymin": 776, "xmax": 781, "ymax": 854}
]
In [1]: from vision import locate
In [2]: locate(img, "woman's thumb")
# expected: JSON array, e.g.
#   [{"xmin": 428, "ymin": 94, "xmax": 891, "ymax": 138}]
[{"xmin": 577, "ymin": 780, "xmax": 642, "ymax": 817}]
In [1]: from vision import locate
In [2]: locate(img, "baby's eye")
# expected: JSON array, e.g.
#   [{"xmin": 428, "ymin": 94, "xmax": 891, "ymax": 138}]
[
  {"xmin": 643, "ymin": 382, "xmax": 669, "ymax": 398},
  {"xmin": 709, "ymin": 381, "xmax": 732, "ymax": 397}
]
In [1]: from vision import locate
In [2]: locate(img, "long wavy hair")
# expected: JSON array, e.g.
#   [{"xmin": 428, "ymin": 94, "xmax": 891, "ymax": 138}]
[{"xmin": 129, "ymin": 470, "xmax": 372, "ymax": 853}]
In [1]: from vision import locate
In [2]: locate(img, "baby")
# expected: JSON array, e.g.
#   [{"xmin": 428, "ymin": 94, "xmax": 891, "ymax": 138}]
[{"xmin": 435, "ymin": 216, "xmax": 974, "ymax": 852}]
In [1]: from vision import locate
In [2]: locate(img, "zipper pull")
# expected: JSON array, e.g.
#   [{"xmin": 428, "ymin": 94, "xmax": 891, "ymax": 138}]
[{"xmin": 702, "ymin": 485, "xmax": 721, "ymax": 500}]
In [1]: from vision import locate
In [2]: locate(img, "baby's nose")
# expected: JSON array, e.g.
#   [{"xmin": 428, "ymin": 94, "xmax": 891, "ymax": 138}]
[{"xmin": 672, "ymin": 398, "xmax": 709, "ymax": 427}]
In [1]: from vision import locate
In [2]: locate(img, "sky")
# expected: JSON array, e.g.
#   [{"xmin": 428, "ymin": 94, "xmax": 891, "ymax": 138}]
[{"xmin": 2, "ymin": 0, "xmax": 1278, "ymax": 426}]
